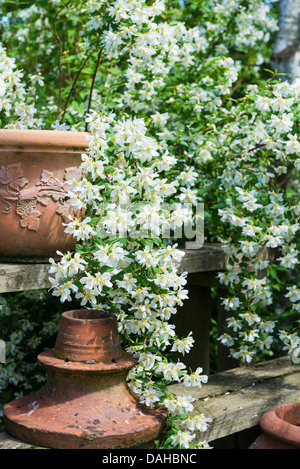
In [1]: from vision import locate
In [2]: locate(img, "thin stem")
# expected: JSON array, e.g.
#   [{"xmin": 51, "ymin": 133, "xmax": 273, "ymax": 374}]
[
  {"xmin": 230, "ymin": 53, "xmax": 253, "ymax": 97},
  {"xmin": 60, "ymin": 54, "xmax": 91, "ymax": 121},
  {"xmin": 85, "ymin": 48, "xmax": 103, "ymax": 131},
  {"xmin": 53, "ymin": 0, "xmax": 73, "ymax": 120},
  {"xmin": 248, "ymin": 143, "xmax": 266, "ymax": 153}
]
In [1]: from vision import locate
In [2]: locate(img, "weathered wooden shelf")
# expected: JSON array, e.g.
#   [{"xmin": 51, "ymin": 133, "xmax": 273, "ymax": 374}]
[
  {"xmin": 0, "ymin": 244, "xmax": 279, "ymax": 294},
  {"xmin": 0, "ymin": 245, "xmax": 226, "ymax": 294},
  {"xmin": 0, "ymin": 263, "xmax": 51, "ymax": 294},
  {"xmin": 1, "ymin": 356, "xmax": 299, "ymax": 449},
  {"xmin": 170, "ymin": 355, "xmax": 300, "ymax": 444}
]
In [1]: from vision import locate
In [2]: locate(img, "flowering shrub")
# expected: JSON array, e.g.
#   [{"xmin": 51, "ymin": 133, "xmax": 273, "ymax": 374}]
[
  {"xmin": 48, "ymin": 112, "xmax": 211, "ymax": 449},
  {"xmin": 212, "ymin": 80, "xmax": 300, "ymax": 363},
  {"xmin": 0, "ymin": 0, "xmax": 299, "ymax": 449}
]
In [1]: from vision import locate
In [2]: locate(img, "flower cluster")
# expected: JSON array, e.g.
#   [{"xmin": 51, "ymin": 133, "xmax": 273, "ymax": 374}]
[
  {"xmin": 208, "ymin": 80, "xmax": 300, "ymax": 364},
  {"xmin": 48, "ymin": 111, "xmax": 211, "ymax": 448},
  {"xmin": 0, "ymin": 44, "xmax": 42, "ymax": 128}
]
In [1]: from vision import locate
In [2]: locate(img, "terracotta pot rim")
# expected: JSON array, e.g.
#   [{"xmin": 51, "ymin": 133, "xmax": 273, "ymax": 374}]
[
  {"xmin": 0, "ymin": 128, "xmax": 90, "ymax": 152},
  {"xmin": 260, "ymin": 403, "xmax": 300, "ymax": 448},
  {"xmin": 62, "ymin": 309, "xmax": 114, "ymax": 323}
]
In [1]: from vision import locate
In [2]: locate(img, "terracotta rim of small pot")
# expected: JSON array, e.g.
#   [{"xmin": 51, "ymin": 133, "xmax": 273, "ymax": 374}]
[
  {"xmin": 260, "ymin": 403, "xmax": 300, "ymax": 448},
  {"xmin": 61, "ymin": 309, "xmax": 112, "ymax": 322},
  {"xmin": 0, "ymin": 129, "xmax": 90, "ymax": 153},
  {"xmin": 54, "ymin": 309, "xmax": 128, "ymax": 364}
]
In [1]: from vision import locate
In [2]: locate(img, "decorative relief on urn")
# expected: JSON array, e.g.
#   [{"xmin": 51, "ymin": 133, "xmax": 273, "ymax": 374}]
[{"xmin": 0, "ymin": 163, "xmax": 80, "ymax": 233}]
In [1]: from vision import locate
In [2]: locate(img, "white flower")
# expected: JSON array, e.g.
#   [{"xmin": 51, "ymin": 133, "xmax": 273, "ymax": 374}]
[
  {"xmin": 160, "ymin": 244, "xmax": 185, "ymax": 265},
  {"xmin": 171, "ymin": 332, "xmax": 195, "ymax": 355},
  {"xmin": 182, "ymin": 414, "xmax": 212, "ymax": 432},
  {"xmin": 257, "ymin": 336, "xmax": 274, "ymax": 350},
  {"xmin": 239, "ymin": 312, "xmax": 261, "ymax": 326},
  {"xmin": 163, "ymin": 394, "xmax": 195, "ymax": 414},
  {"xmin": 52, "ymin": 281, "xmax": 78, "ymax": 303},
  {"xmin": 169, "ymin": 430, "xmax": 195, "ymax": 449},
  {"xmin": 285, "ymin": 133, "xmax": 300, "ymax": 155},
  {"xmin": 66, "ymin": 253, "xmax": 88, "ymax": 276},
  {"xmin": 183, "ymin": 367, "xmax": 208, "ymax": 388},
  {"xmin": 139, "ymin": 385, "xmax": 164, "ymax": 408},
  {"xmin": 240, "ymin": 240, "xmax": 260, "ymax": 257},
  {"xmin": 239, "ymin": 329, "xmax": 260, "ymax": 343},
  {"xmin": 242, "ymin": 277, "xmax": 267, "ymax": 292},
  {"xmin": 116, "ymin": 273, "xmax": 138, "ymax": 293},
  {"xmin": 64, "ymin": 216, "xmax": 95, "ymax": 241},
  {"xmin": 269, "ymin": 113, "xmax": 294, "ymax": 134},
  {"xmin": 221, "ymin": 297, "xmax": 241, "ymax": 311},
  {"xmin": 217, "ymin": 268, "xmax": 238, "ymax": 286},
  {"xmin": 218, "ymin": 333, "xmax": 235, "ymax": 347},
  {"xmin": 94, "ymin": 272, "xmax": 113, "ymax": 292},
  {"xmin": 138, "ymin": 352, "xmax": 162, "ymax": 370},
  {"xmin": 135, "ymin": 245, "xmax": 160, "ymax": 268},
  {"xmin": 285, "ymin": 286, "xmax": 300, "ymax": 303},
  {"xmin": 156, "ymin": 361, "xmax": 186, "ymax": 382},
  {"xmin": 271, "ymin": 96, "xmax": 294, "ymax": 113},
  {"xmin": 226, "ymin": 317, "xmax": 242, "ymax": 332},
  {"xmin": 232, "ymin": 345, "xmax": 255, "ymax": 363},
  {"xmin": 50, "ymin": 120, "xmax": 70, "ymax": 131},
  {"xmin": 263, "ymin": 234, "xmax": 283, "ymax": 248},
  {"xmin": 278, "ymin": 253, "xmax": 299, "ymax": 269}
]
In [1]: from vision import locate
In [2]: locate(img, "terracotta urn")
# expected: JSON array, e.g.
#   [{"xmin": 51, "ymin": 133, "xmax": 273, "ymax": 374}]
[
  {"xmin": 4, "ymin": 309, "xmax": 167, "ymax": 449},
  {"xmin": 0, "ymin": 129, "xmax": 89, "ymax": 262},
  {"xmin": 249, "ymin": 403, "xmax": 300, "ymax": 449}
]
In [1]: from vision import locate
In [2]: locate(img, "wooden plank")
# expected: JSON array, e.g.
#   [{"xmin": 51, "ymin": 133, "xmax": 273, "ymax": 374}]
[
  {"xmin": 193, "ymin": 371, "xmax": 300, "ymax": 443},
  {"xmin": 0, "ymin": 244, "xmax": 279, "ymax": 294},
  {"xmin": 169, "ymin": 356, "xmax": 300, "ymax": 443},
  {"xmin": 0, "ymin": 428, "xmax": 44, "ymax": 449},
  {"xmin": 0, "ymin": 263, "xmax": 51, "ymax": 294},
  {"xmin": 178, "ymin": 244, "xmax": 279, "ymax": 275},
  {"xmin": 170, "ymin": 356, "xmax": 299, "ymax": 401},
  {"xmin": 178, "ymin": 244, "xmax": 228, "ymax": 274},
  {"xmin": 0, "ymin": 245, "xmax": 226, "ymax": 294}
]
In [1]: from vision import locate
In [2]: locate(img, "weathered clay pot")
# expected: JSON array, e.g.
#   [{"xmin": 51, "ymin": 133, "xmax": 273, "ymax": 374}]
[
  {"xmin": 0, "ymin": 129, "xmax": 89, "ymax": 262},
  {"xmin": 4, "ymin": 310, "xmax": 167, "ymax": 449},
  {"xmin": 249, "ymin": 403, "xmax": 300, "ymax": 449},
  {"xmin": 54, "ymin": 309, "xmax": 125, "ymax": 363}
]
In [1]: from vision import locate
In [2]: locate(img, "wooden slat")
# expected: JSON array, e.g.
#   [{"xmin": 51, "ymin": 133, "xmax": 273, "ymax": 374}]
[
  {"xmin": 0, "ymin": 245, "xmax": 226, "ymax": 294},
  {"xmin": 178, "ymin": 244, "xmax": 227, "ymax": 274},
  {"xmin": 0, "ymin": 263, "xmax": 51, "ymax": 294},
  {"xmin": 0, "ymin": 244, "xmax": 279, "ymax": 294},
  {"xmin": 169, "ymin": 356, "xmax": 300, "ymax": 443},
  {"xmin": 178, "ymin": 244, "xmax": 279, "ymax": 274},
  {"xmin": 0, "ymin": 429, "xmax": 44, "ymax": 449}
]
